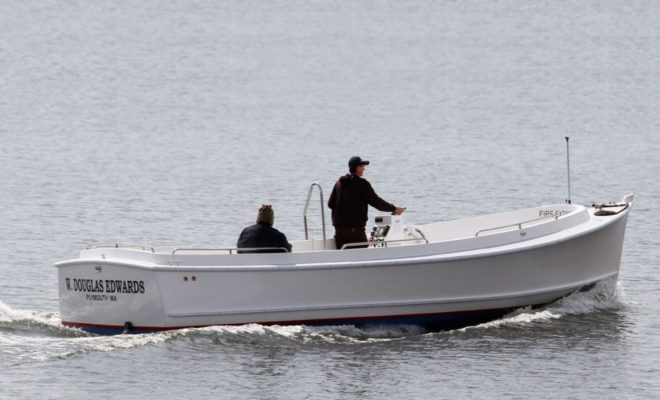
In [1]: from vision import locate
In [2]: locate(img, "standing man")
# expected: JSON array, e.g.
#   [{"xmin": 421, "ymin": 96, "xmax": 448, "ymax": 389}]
[{"xmin": 328, "ymin": 156, "xmax": 406, "ymax": 249}]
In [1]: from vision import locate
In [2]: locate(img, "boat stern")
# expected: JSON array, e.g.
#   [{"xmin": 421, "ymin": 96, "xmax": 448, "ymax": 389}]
[{"xmin": 55, "ymin": 257, "xmax": 166, "ymax": 334}]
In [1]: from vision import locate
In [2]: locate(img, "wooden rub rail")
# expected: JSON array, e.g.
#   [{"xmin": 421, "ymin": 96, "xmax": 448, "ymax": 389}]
[{"xmin": 474, "ymin": 215, "xmax": 559, "ymax": 237}]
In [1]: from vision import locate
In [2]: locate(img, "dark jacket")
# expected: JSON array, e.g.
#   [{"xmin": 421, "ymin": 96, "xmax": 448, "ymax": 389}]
[
  {"xmin": 327, "ymin": 174, "xmax": 396, "ymax": 228},
  {"xmin": 237, "ymin": 223, "xmax": 292, "ymax": 253}
]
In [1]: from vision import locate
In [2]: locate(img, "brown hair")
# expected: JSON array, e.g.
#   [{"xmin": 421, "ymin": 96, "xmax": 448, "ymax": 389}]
[{"xmin": 256, "ymin": 204, "xmax": 274, "ymax": 225}]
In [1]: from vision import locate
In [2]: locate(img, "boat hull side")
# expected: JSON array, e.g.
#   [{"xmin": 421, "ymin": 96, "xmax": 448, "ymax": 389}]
[{"xmin": 58, "ymin": 210, "xmax": 629, "ymax": 335}]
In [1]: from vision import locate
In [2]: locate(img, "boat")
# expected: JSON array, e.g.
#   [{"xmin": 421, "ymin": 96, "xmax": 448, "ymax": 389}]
[{"xmin": 55, "ymin": 189, "xmax": 634, "ymax": 335}]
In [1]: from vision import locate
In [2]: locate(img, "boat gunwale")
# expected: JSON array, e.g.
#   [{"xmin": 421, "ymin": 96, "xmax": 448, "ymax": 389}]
[{"xmin": 54, "ymin": 202, "xmax": 631, "ymax": 272}]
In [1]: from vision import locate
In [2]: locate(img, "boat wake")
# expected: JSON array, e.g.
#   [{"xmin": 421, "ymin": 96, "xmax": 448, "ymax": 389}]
[
  {"xmin": 0, "ymin": 300, "xmax": 84, "ymax": 338},
  {"xmin": 454, "ymin": 277, "xmax": 625, "ymax": 332},
  {"xmin": 0, "ymin": 300, "xmax": 177, "ymax": 365},
  {"xmin": 170, "ymin": 323, "xmax": 426, "ymax": 345},
  {"xmin": 0, "ymin": 278, "xmax": 625, "ymax": 365}
]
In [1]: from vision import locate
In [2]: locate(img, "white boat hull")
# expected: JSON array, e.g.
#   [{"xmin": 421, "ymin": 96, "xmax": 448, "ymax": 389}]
[{"xmin": 56, "ymin": 196, "xmax": 632, "ymax": 334}]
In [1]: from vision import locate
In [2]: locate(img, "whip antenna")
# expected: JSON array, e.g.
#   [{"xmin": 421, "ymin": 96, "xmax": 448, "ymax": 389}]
[{"xmin": 565, "ymin": 136, "xmax": 571, "ymax": 204}]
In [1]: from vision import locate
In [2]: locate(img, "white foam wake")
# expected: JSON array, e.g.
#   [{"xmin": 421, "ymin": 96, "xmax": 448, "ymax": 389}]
[
  {"xmin": 0, "ymin": 300, "xmax": 178, "ymax": 364},
  {"xmin": 456, "ymin": 278, "xmax": 624, "ymax": 332},
  {"xmin": 172, "ymin": 323, "xmax": 424, "ymax": 344},
  {"xmin": 0, "ymin": 300, "xmax": 60, "ymax": 326},
  {"xmin": 0, "ymin": 299, "xmax": 85, "ymax": 338}
]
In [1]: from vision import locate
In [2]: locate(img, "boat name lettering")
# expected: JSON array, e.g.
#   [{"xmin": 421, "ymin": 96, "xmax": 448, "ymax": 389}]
[
  {"xmin": 65, "ymin": 278, "xmax": 145, "ymax": 294},
  {"xmin": 105, "ymin": 279, "xmax": 145, "ymax": 294},
  {"xmin": 538, "ymin": 210, "xmax": 569, "ymax": 217}
]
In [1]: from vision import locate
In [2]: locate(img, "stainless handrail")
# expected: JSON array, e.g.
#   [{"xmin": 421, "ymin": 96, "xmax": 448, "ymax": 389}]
[
  {"xmin": 303, "ymin": 182, "xmax": 327, "ymax": 249},
  {"xmin": 86, "ymin": 242, "xmax": 155, "ymax": 253},
  {"xmin": 412, "ymin": 227, "xmax": 428, "ymax": 243},
  {"xmin": 171, "ymin": 247, "xmax": 289, "ymax": 255},
  {"xmin": 474, "ymin": 215, "xmax": 559, "ymax": 237},
  {"xmin": 341, "ymin": 237, "xmax": 429, "ymax": 250}
]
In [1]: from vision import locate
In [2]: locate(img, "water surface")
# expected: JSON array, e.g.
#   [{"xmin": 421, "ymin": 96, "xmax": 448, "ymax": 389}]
[{"xmin": 1, "ymin": 1, "xmax": 659, "ymax": 398}]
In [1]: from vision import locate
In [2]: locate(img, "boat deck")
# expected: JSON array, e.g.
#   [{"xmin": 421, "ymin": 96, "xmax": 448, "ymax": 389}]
[{"xmin": 56, "ymin": 202, "xmax": 633, "ymax": 269}]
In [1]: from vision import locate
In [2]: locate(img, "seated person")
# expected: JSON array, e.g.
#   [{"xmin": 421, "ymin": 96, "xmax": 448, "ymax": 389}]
[{"xmin": 237, "ymin": 205, "xmax": 292, "ymax": 253}]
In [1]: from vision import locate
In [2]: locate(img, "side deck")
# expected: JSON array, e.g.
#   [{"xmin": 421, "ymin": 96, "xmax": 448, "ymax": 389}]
[{"xmin": 54, "ymin": 202, "xmax": 619, "ymax": 269}]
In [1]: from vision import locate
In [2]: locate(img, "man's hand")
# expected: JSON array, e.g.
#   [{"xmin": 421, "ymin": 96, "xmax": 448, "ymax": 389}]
[{"xmin": 394, "ymin": 207, "xmax": 406, "ymax": 215}]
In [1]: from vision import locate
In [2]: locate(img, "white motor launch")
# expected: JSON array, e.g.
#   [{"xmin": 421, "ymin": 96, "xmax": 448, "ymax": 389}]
[{"xmin": 55, "ymin": 193, "xmax": 634, "ymax": 335}]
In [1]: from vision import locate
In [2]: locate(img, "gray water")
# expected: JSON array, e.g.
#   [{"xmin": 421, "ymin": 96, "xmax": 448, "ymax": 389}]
[{"xmin": 1, "ymin": 1, "xmax": 659, "ymax": 398}]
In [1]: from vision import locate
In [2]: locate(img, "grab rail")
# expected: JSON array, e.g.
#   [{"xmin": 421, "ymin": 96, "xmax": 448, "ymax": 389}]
[
  {"xmin": 86, "ymin": 242, "xmax": 155, "ymax": 253},
  {"xmin": 171, "ymin": 247, "xmax": 289, "ymax": 255},
  {"xmin": 474, "ymin": 215, "xmax": 559, "ymax": 237},
  {"xmin": 341, "ymin": 237, "xmax": 429, "ymax": 250},
  {"xmin": 303, "ymin": 182, "xmax": 327, "ymax": 249}
]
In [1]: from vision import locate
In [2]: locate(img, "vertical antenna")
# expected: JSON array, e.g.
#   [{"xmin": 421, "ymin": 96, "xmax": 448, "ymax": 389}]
[{"xmin": 565, "ymin": 136, "xmax": 571, "ymax": 204}]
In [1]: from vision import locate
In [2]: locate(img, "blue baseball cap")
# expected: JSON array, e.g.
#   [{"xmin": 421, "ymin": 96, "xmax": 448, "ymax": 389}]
[{"xmin": 348, "ymin": 156, "xmax": 370, "ymax": 170}]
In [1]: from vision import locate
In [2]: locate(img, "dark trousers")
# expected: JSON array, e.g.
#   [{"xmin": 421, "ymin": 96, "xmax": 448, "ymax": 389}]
[{"xmin": 334, "ymin": 226, "xmax": 368, "ymax": 250}]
